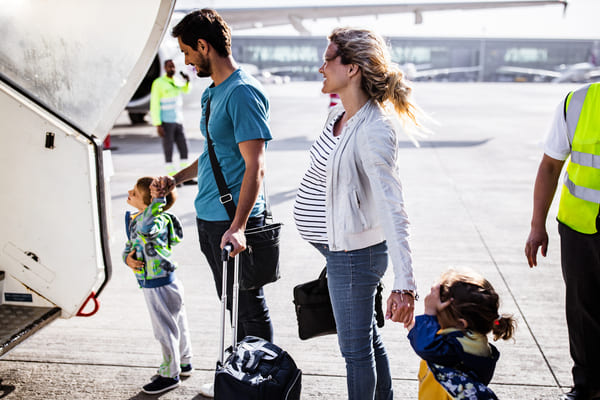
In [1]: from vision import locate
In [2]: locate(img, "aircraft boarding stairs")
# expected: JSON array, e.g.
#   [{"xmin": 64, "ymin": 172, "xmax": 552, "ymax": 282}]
[{"xmin": 0, "ymin": 271, "xmax": 61, "ymax": 357}]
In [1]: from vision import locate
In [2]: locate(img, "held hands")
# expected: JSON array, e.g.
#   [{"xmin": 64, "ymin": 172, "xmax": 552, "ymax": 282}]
[
  {"xmin": 524, "ymin": 227, "xmax": 548, "ymax": 268},
  {"xmin": 150, "ymin": 176, "xmax": 175, "ymax": 198},
  {"xmin": 424, "ymin": 284, "xmax": 452, "ymax": 317},
  {"xmin": 126, "ymin": 250, "xmax": 144, "ymax": 271},
  {"xmin": 386, "ymin": 291, "xmax": 415, "ymax": 327},
  {"xmin": 157, "ymin": 125, "xmax": 165, "ymax": 138}
]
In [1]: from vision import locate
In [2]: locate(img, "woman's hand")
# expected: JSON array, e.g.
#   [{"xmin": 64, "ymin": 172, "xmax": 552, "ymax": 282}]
[{"xmin": 386, "ymin": 291, "xmax": 415, "ymax": 327}]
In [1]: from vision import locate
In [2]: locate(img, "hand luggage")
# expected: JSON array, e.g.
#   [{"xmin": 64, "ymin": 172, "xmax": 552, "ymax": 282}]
[{"xmin": 214, "ymin": 245, "xmax": 302, "ymax": 400}]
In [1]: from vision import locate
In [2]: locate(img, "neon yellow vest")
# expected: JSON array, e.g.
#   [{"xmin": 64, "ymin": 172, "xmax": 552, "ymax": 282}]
[{"xmin": 557, "ymin": 83, "xmax": 600, "ymax": 234}]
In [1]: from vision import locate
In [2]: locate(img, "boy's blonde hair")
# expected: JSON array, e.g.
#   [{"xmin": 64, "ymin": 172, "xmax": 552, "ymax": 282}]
[
  {"xmin": 438, "ymin": 268, "xmax": 516, "ymax": 341},
  {"xmin": 136, "ymin": 177, "xmax": 177, "ymax": 211}
]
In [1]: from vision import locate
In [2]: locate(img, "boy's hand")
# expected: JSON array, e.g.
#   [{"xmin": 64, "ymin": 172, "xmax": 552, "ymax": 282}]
[
  {"xmin": 126, "ymin": 250, "xmax": 144, "ymax": 271},
  {"xmin": 151, "ymin": 176, "xmax": 175, "ymax": 198},
  {"xmin": 424, "ymin": 284, "xmax": 452, "ymax": 316}
]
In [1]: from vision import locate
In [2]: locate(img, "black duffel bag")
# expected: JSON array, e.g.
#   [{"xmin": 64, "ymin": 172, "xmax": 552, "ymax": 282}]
[
  {"xmin": 215, "ymin": 336, "xmax": 302, "ymax": 400},
  {"xmin": 239, "ymin": 222, "xmax": 282, "ymax": 290}
]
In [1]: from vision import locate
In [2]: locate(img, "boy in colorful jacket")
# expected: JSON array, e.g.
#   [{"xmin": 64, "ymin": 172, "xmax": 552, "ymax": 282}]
[{"xmin": 123, "ymin": 176, "xmax": 193, "ymax": 395}]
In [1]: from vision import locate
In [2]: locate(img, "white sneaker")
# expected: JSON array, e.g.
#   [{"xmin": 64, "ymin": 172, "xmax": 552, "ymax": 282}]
[{"xmin": 199, "ymin": 382, "xmax": 214, "ymax": 398}]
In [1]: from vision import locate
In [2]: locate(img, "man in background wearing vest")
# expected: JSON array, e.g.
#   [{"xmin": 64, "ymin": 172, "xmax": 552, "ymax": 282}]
[
  {"xmin": 150, "ymin": 59, "xmax": 195, "ymax": 183},
  {"xmin": 526, "ymin": 83, "xmax": 600, "ymax": 400}
]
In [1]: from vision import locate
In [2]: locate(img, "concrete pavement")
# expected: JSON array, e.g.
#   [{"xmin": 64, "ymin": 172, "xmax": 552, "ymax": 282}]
[{"xmin": 0, "ymin": 81, "xmax": 583, "ymax": 399}]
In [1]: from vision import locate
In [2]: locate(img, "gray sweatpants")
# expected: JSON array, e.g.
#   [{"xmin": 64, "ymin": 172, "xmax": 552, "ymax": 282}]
[{"xmin": 142, "ymin": 278, "xmax": 192, "ymax": 378}]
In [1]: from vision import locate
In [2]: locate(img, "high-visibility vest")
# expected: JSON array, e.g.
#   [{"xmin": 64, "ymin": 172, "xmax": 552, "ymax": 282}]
[
  {"xmin": 557, "ymin": 83, "xmax": 600, "ymax": 234},
  {"xmin": 150, "ymin": 76, "xmax": 189, "ymax": 126}
]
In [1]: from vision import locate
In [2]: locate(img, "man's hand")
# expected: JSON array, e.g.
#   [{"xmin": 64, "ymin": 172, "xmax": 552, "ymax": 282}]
[
  {"xmin": 525, "ymin": 227, "xmax": 549, "ymax": 267},
  {"xmin": 151, "ymin": 176, "xmax": 175, "ymax": 198},
  {"xmin": 424, "ymin": 284, "xmax": 452, "ymax": 316},
  {"xmin": 525, "ymin": 154, "xmax": 564, "ymax": 268},
  {"xmin": 180, "ymin": 71, "xmax": 190, "ymax": 82},
  {"xmin": 157, "ymin": 125, "xmax": 165, "ymax": 138},
  {"xmin": 126, "ymin": 250, "xmax": 144, "ymax": 271},
  {"xmin": 220, "ymin": 226, "xmax": 247, "ymax": 257},
  {"xmin": 386, "ymin": 291, "xmax": 415, "ymax": 327}
]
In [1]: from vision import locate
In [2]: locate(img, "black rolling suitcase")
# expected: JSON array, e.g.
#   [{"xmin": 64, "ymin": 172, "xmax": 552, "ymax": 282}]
[{"xmin": 214, "ymin": 245, "xmax": 302, "ymax": 400}]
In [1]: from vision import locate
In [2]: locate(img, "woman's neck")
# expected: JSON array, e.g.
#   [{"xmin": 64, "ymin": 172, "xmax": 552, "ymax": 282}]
[{"xmin": 338, "ymin": 87, "xmax": 369, "ymax": 121}]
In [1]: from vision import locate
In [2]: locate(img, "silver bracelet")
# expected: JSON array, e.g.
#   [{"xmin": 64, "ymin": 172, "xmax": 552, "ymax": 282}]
[{"xmin": 391, "ymin": 289, "xmax": 419, "ymax": 301}]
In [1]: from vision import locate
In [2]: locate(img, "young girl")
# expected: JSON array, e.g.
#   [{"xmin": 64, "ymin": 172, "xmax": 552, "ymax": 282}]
[
  {"xmin": 123, "ymin": 177, "xmax": 193, "ymax": 395},
  {"xmin": 408, "ymin": 268, "xmax": 516, "ymax": 400}
]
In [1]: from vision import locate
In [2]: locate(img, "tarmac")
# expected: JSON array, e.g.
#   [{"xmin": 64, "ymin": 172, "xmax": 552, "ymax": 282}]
[{"xmin": 0, "ymin": 81, "xmax": 585, "ymax": 399}]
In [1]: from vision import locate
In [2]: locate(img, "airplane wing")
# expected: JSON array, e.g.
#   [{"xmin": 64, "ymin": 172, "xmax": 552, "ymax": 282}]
[
  {"xmin": 411, "ymin": 66, "xmax": 483, "ymax": 80},
  {"xmin": 497, "ymin": 64, "xmax": 600, "ymax": 83},
  {"xmin": 496, "ymin": 65, "xmax": 563, "ymax": 79},
  {"xmin": 200, "ymin": 1, "xmax": 567, "ymax": 33}
]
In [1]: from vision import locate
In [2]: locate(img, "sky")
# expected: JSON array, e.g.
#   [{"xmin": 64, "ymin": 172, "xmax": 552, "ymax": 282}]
[{"xmin": 179, "ymin": 0, "xmax": 600, "ymax": 39}]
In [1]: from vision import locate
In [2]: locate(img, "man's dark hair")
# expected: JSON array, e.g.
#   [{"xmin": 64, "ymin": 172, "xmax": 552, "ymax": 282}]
[{"xmin": 171, "ymin": 9, "xmax": 231, "ymax": 58}]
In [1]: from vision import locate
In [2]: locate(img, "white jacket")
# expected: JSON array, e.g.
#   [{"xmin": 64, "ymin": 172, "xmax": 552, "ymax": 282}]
[{"xmin": 325, "ymin": 100, "xmax": 416, "ymax": 291}]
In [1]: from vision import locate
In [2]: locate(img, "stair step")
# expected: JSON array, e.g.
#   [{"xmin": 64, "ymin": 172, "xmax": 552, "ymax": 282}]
[{"xmin": 0, "ymin": 304, "xmax": 61, "ymax": 357}]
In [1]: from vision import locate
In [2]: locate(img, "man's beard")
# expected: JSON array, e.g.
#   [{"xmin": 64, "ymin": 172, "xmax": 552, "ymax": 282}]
[{"xmin": 195, "ymin": 57, "xmax": 211, "ymax": 78}]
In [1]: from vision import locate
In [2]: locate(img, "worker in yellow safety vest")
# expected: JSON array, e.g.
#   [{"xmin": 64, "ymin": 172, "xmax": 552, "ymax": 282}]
[
  {"xmin": 526, "ymin": 82, "xmax": 600, "ymax": 400},
  {"xmin": 150, "ymin": 59, "xmax": 195, "ymax": 184}
]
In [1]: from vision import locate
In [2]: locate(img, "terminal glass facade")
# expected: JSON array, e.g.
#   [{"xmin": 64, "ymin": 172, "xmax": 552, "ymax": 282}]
[{"xmin": 232, "ymin": 36, "xmax": 599, "ymax": 82}]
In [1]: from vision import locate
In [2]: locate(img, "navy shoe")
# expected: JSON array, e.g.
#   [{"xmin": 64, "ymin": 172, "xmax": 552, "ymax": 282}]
[
  {"xmin": 180, "ymin": 364, "xmax": 193, "ymax": 377},
  {"xmin": 142, "ymin": 375, "xmax": 180, "ymax": 394}
]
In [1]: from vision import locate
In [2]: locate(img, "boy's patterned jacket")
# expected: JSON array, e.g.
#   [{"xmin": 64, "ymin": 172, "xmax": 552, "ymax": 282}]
[{"xmin": 123, "ymin": 197, "xmax": 183, "ymax": 288}]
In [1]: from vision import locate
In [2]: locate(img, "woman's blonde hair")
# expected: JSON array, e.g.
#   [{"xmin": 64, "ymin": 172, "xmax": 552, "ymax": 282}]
[{"xmin": 328, "ymin": 27, "xmax": 417, "ymax": 124}]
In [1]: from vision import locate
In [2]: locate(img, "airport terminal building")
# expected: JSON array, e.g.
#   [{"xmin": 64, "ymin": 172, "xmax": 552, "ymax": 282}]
[{"xmin": 232, "ymin": 35, "xmax": 600, "ymax": 82}]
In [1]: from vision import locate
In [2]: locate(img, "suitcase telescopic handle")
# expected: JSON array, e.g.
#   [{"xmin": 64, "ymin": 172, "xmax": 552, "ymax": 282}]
[
  {"xmin": 219, "ymin": 243, "xmax": 239, "ymax": 365},
  {"xmin": 222, "ymin": 244, "xmax": 233, "ymax": 261}
]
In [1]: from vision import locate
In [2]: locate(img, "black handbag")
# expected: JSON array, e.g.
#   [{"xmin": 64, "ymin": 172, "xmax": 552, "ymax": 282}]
[
  {"xmin": 205, "ymin": 97, "xmax": 281, "ymax": 290},
  {"xmin": 293, "ymin": 267, "xmax": 386, "ymax": 340},
  {"xmin": 293, "ymin": 267, "xmax": 336, "ymax": 340}
]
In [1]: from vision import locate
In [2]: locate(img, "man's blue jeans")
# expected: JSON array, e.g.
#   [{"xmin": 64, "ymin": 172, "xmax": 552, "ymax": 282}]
[
  {"xmin": 197, "ymin": 216, "xmax": 273, "ymax": 342},
  {"xmin": 312, "ymin": 241, "xmax": 393, "ymax": 400}
]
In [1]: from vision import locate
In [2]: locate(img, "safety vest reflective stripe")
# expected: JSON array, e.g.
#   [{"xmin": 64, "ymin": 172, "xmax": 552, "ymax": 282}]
[
  {"xmin": 570, "ymin": 150, "xmax": 600, "ymax": 169},
  {"xmin": 565, "ymin": 84, "xmax": 590, "ymax": 142},
  {"xmin": 564, "ymin": 172, "xmax": 600, "ymax": 203}
]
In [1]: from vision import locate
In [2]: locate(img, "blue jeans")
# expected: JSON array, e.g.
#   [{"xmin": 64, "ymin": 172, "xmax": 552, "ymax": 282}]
[
  {"xmin": 312, "ymin": 241, "xmax": 393, "ymax": 400},
  {"xmin": 197, "ymin": 216, "xmax": 273, "ymax": 342}
]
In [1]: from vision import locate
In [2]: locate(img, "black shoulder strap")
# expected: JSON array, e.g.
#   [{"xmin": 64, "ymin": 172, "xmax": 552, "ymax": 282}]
[
  {"xmin": 205, "ymin": 97, "xmax": 238, "ymax": 221},
  {"xmin": 205, "ymin": 97, "xmax": 272, "ymax": 222}
]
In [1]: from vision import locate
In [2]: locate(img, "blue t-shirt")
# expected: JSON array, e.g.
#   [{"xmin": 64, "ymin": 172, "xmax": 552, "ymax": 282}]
[{"xmin": 195, "ymin": 68, "xmax": 272, "ymax": 221}]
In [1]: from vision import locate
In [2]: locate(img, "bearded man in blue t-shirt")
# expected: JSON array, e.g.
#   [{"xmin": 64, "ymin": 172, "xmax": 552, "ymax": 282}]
[{"xmin": 151, "ymin": 10, "xmax": 273, "ymax": 397}]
